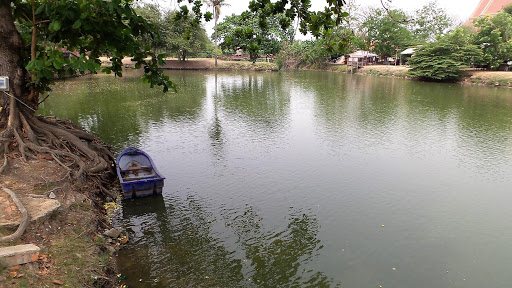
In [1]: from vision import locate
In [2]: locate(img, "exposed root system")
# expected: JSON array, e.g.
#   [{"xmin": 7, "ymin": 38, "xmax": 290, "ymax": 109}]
[{"xmin": 0, "ymin": 104, "xmax": 116, "ymax": 241}]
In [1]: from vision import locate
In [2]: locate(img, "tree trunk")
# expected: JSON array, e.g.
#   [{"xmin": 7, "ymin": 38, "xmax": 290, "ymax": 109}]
[
  {"xmin": 0, "ymin": 1, "xmax": 112, "ymax": 178},
  {"xmin": 214, "ymin": 7, "xmax": 218, "ymax": 67},
  {"xmin": 0, "ymin": 1, "xmax": 30, "ymax": 126},
  {"xmin": 0, "ymin": 1, "xmax": 121, "ymax": 241}
]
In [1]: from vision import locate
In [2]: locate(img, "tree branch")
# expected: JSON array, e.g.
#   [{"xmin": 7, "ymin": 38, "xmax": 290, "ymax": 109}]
[
  {"xmin": 379, "ymin": 0, "xmax": 410, "ymax": 24},
  {"xmin": 0, "ymin": 185, "xmax": 29, "ymax": 243},
  {"xmin": 35, "ymin": 19, "xmax": 50, "ymax": 25}
]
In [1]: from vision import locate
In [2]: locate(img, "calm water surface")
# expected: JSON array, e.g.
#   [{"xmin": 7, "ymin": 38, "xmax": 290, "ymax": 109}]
[{"xmin": 41, "ymin": 70, "xmax": 512, "ymax": 287}]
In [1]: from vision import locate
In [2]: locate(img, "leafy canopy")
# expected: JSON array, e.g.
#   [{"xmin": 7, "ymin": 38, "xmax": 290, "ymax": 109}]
[
  {"xmin": 473, "ymin": 9, "xmax": 512, "ymax": 69},
  {"xmin": 360, "ymin": 7, "xmax": 414, "ymax": 57},
  {"xmin": 11, "ymin": 0, "xmax": 176, "ymax": 93},
  {"xmin": 408, "ymin": 28, "xmax": 482, "ymax": 81},
  {"xmin": 410, "ymin": 1, "xmax": 453, "ymax": 43},
  {"xmin": 216, "ymin": 12, "xmax": 294, "ymax": 60},
  {"xmin": 176, "ymin": 0, "xmax": 348, "ymax": 38},
  {"xmin": 134, "ymin": 3, "xmax": 167, "ymax": 52},
  {"xmin": 164, "ymin": 10, "xmax": 210, "ymax": 61}
]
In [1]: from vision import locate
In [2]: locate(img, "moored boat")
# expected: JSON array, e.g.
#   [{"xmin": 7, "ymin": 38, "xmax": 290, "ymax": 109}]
[{"xmin": 116, "ymin": 147, "xmax": 165, "ymax": 199}]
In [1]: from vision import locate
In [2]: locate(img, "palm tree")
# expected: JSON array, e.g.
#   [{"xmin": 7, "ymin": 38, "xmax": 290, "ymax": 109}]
[{"xmin": 204, "ymin": 0, "xmax": 229, "ymax": 66}]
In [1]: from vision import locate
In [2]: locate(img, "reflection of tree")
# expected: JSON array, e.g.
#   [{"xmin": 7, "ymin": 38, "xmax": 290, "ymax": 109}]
[
  {"xmin": 225, "ymin": 205, "xmax": 339, "ymax": 287},
  {"xmin": 219, "ymin": 73, "xmax": 290, "ymax": 133},
  {"xmin": 117, "ymin": 194, "xmax": 243, "ymax": 287},
  {"xmin": 40, "ymin": 70, "xmax": 206, "ymax": 152},
  {"xmin": 208, "ymin": 73, "xmax": 225, "ymax": 161},
  {"xmin": 116, "ymin": 193, "xmax": 337, "ymax": 287}
]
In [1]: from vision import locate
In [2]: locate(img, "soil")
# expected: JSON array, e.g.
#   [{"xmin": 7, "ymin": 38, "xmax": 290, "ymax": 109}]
[
  {"xmin": 0, "ymin": 155, "xmax": 120, "ymax": 287},
  {"xmin": 99, "ymin": 57, "xmax": 279, "ymax": 71},
  {"xmin": 465, "ymin": 70, "xmax": 512, "ymax": 80},
  {"xmin": 358, "ymin": 65, "xmax": 512, "ymax": 87},
  {"xmin": 358, "ymin": 65, "xmax": 410, "ymax": 74},
  {"xmin": 462, "ymin": 70, "xmax": 512, "ymax": 87},
  {"xmin": 161, "ymin": 59, "xmax": 215, "ymax": 70}
]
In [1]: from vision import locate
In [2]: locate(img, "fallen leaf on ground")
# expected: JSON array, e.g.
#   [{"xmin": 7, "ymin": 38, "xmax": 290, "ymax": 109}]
[{"xmin": 53, "ymin": 279, "xmax": 64, "ymax": 285}]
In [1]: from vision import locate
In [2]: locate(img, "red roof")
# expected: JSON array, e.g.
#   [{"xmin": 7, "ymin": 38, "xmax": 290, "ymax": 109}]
[
  {"xmin": 467, "ymin": 0, "xmax": 512, "ymax": 24},
  {"xmin": 471, "ymin": 0, "xmax": 492, "ymax": 18},
  {"xmin": 484, "ymin": 0, "xmax": 512, "ymax": 14}
]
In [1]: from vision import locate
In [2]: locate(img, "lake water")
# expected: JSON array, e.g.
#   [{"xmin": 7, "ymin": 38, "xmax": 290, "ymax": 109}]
[{"xmin": 41, "ymin": 70, "xmax": 512, "ymax": 287}]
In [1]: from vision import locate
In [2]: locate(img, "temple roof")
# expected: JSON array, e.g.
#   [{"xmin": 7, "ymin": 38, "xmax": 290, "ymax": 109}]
[{"xmin": 467, "ymin": 0, "xmax": 512, "ymax": 24}]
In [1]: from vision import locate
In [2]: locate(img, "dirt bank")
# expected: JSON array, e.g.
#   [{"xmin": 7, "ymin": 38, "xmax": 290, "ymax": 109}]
[
  {"xmin": 102, "ymin": 57, "xmax": 279, "ymax": 71},
  {"xmin": 161, "ymin": 58, "xmax": 278, "ymax": 71},
  {"xmin": 462, "ymin": 70, "xmax": 512, "ymax": 87},
  {"xmin": 357, "ymin": 65, "xmax": 410, "ymax": 77},
  {"xmin": 356, "ymin": 65, "xmax": 512, "ymax": 87},
  {"xmin": 0, "ymin": 136, "xmax": 120, "ymax": 287}
]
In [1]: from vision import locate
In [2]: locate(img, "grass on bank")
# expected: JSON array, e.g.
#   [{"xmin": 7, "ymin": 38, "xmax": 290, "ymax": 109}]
[
  {"xmin": 464, "ymin": 72, "xmax": 512, "ymax": 87},
  {"xmin": 216, "ymin": 60, "xmax": 278, "ymax": 71},
  {"xmin": 1, "ymin": 201, "xmax": 115, "ymax": 288}
]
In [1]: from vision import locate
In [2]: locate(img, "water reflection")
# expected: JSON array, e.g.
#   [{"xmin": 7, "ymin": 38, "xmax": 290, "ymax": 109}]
[
  {"xmin": 118, "ymin": 194, "xmax": 243, "ymax": 287},
  {"xmin": 206, "ymin": 74, "xmax": 226, "ymax": 162},
  {"xmin": 40, "ymin": 70, "xmax": 206, "ymax": 152},
  {"xmin": 117, "ymin": 194, "xmax": 334, "ymax": 287},
  {"xmin": 223, "ymin": 205, "xmax": 338, "ymax": 287},
  {"xmin": 42, "ymin": 70, "xmax": 512, "ymax": 287},
  {"xmin": 215, "ymin": 72, "xmax": 291, "ymax": 135}
]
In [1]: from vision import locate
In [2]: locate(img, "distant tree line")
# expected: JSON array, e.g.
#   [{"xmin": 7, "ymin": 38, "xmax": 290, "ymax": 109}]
[
  {"xmin": 410, "ymin": 4, "xmax": 512, "ymax": 81},
  {"xmin": 138, "ymin": 1, "xmax": 512, "ymax": 82},
  {"xmin": 208, "ymin": 1, "xmax": 457, "ymax": 68},
  {"xmin": 135, "ymin": 3, "xmax": 212, "ymax": 61}
]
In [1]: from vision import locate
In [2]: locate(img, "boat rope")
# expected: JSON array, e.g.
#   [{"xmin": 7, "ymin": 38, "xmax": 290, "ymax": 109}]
[{"xmin": 3, "ymin": 91, "xmax": 37, "ymax": 113}]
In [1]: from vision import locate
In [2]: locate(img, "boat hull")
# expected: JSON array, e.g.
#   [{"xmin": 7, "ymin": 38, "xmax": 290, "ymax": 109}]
[
  {"xmin": 120, "ymin": 179, "xmax": 164, "ymax": 198},
  {"xmin": 116, "ymin": 147, "xmax": 165, "ymax": 199}
]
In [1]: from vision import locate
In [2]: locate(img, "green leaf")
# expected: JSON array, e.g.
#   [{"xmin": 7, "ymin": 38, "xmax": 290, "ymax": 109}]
[
  {"xmin": 72, "ymin": 20, "xmax": 82, "ymax": 29},
  {"xmin": 35, "ymin": 4, "xmax": 45, "ymax": 15},
  {"xmin": 52, "ymin": 57, "xmax": 65, "ymax": 70},
  {"xmin": 49, "ymin": 21, "xmax": 62, "ymax": 32}
]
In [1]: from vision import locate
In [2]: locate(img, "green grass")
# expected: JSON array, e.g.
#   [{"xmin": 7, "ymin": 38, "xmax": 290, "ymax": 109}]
[
  {"xmin": 326, "ymin": 65, "xmax": 351, "ymax": 73},
  {"xmin": 3, "ymin": 202, "xmax": 115, "ymax": 287},
  {"xmin": 217, "ymin": 61, "xmax": 278, "ymax": 71},
  {"xmin": 466, "ymin": 75, "xmax": 512, "ymax": 87},
  {"xmin": 488, "ymin": 77, "xmax": 510, "ymax": 86}
]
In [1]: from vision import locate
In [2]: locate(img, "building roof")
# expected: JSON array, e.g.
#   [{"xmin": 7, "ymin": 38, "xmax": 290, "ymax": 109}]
[
  {"xmin": 466, "ymin": 0, "xmax": 512, "ymax": 25},
  {"xmin": 401, "ymin": 48, "xmax": 416, "ymax": 55},
  {"xmin": 349, "ymin": 50, "xmax": 368, "ymax": 57}
]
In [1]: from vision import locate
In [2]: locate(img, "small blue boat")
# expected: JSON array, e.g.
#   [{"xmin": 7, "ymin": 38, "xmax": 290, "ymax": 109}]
[{"xmin": 116, "ymin": 147, "xmax": 165, "ymax": 199}]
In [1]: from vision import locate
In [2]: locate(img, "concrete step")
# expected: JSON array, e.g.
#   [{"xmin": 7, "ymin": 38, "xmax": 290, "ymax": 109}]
[{"xmin": 0, "ymin": 244, "xmax": 40, "ymax": 266}]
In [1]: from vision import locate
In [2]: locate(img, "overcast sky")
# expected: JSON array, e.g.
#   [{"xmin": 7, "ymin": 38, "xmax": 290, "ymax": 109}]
[{"xmin": 156, "ymin": 0, "xmax": 483, "ymax": 37}]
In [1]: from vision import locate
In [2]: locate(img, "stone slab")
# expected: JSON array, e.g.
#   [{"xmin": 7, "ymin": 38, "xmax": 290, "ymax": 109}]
[
  {"xmin": 0, "ymin": 197, "xmax": 61, "ymax": 229},
  {"xmin": 0, "ymin": 244, "xmax": 40, "ymax": 266}
]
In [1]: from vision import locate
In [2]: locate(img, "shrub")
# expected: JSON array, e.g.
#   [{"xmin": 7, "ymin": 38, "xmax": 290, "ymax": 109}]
[{"xmin": 408, "ymin": 28, "xmax": 481, "ymax": 81}]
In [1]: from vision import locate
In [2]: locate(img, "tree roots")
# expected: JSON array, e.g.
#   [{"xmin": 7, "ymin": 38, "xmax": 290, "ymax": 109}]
[
  {"xmin": 5, "ymin": 110, "xmax": 114, "ymax": 180},
  {"xmin": 0, "ymin": 184, "xmax": 28, "ymax": 243},
  {"xmin": 0, "ymin": 107, "xmax": 117, "ymax": 242}
]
